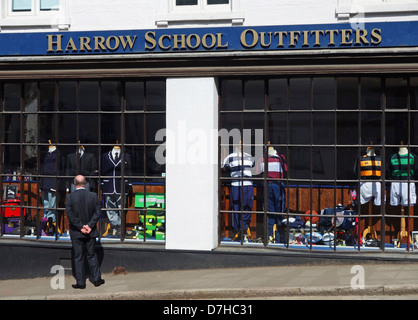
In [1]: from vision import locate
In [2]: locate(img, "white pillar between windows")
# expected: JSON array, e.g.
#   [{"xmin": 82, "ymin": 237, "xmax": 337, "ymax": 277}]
[{"xmin": 165, "ymin": 77, "xmax": 219, "ymax": 251}]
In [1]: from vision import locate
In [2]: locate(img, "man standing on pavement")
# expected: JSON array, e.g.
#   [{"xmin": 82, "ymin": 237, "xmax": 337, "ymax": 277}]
[{"xmin": 66, "ymin": 174, "xmax": 105, "ymax": 289}]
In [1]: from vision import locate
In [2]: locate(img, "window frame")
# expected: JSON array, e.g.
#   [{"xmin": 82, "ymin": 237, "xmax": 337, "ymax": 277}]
[
  {"xmin": 156, "ymin": 0, "xmax": 244, "ymax": 27},
  {"xmin": 0, "ymin": 0, "xmax": 70, "ymax": 30}
]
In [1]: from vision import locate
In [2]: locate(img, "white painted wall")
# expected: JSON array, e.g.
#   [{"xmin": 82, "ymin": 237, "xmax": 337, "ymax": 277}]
[
  {"xmin": 165, "ymin": 78, "xmax": 219, "ymax": 251},
  {"xmin": 3, "ymin": 0, "xmax": 418, "ymax": 33}
]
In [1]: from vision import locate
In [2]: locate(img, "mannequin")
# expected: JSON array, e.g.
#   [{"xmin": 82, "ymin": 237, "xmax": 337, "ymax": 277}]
[
  {"xmin": 389, "ymin": 143, "xmax": 416, "ymax": 247},
  {"xmin": 354, "ymin": 142, "xmax": 383, "ymax": 240},
  {"xmin": 389, "ymin": 144, "xmax": 416, "ymax": 207},
  {"xmin": 66, "ymin": 143, "xmax": 97, "ymax": 192},
  {"xmin": 355, "ymin": 143, "xmax": 383, "ymax": 206},
  {"xmin": 101, "ymin": 144, "xmax": 132, "ymax": 236},
  {"xmin": 222, "ymin": 143, "xmax": 255, "ymax": 240},
  {"xmin": 40, "ymin": 140, "xmax": 63, "ymax": 235},
  {"xmin": 259, "ymin": 143, "xmax": 287, "ymax": 243}
]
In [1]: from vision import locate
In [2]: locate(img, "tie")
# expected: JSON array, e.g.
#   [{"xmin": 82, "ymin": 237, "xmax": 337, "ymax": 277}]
[{"xmin": 115, "ymin": 152, "xmax": 120, "ymax": 163}]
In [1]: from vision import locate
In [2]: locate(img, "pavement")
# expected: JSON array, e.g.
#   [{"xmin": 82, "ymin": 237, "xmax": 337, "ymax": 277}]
[{"xmin": 2, "ymin": 263, "xmax": 418, "ymax": 300}]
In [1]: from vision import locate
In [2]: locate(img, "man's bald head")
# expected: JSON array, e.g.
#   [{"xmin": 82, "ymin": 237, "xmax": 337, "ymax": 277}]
[{"xmin": 74, "ymin": 175, "xmax": 87, "ymax": 187}]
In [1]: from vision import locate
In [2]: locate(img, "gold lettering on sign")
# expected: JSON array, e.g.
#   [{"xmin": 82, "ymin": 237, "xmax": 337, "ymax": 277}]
[
  {"xmin": 240, "ymin": 29, "xmax": 258, "ymax": 48},
  {"xmin": 371, "ymin": 28, "xmax": 382, "ymax": 44},
  {"xmin": 47, "ymin": 27, "xmax": 383, "ymax": 54},
  {"xmin": 340, "ymin": 29, "xmax": 353, "ymax": 45}
]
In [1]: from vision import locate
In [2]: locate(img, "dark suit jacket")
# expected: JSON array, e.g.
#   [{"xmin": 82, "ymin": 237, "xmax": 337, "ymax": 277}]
[
  {"xmin": 66, "ymin": 152, "xmax": 98, "ymax": 190},
  {"xmin": 65, "ymin": 188, "xmax": 101, "ymax": 239}
]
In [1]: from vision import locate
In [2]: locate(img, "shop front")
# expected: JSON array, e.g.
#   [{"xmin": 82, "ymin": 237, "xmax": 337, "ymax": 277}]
[{"xmin": 1, "ymin": 20, "xmax": 418, "ymax": 259}]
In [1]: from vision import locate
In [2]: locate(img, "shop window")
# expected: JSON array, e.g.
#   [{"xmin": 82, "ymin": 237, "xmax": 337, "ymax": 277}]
[
  {"xmin": 219, "ymin": 76, "xmax": 418, "ymax": 253},
  {"xmin": 0, "ymin": 79, "xmax": 166, "ymax": 243}
]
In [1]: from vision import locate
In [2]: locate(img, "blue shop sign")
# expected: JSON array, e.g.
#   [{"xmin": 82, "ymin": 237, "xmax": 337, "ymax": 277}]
[{"xmin": 0, "ymin": 20, "xmax": 417, "ymax": 56}]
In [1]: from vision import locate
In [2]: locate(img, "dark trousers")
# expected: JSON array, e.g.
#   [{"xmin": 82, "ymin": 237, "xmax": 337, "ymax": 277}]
[
  {"xmin": 266, "ymin": 182, "xmax": 286, "ymax": 241},
  {"xmin": 230, "ymin": 185, "xmax": 253, "ymax": 232},
  {"xmin": 72, "ymin": 237, "xmax": 101, "ymax": 285}
]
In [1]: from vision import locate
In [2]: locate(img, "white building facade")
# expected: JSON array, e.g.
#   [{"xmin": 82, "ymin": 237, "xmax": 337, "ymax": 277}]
[{"xmin": 2, "ymin": 0, "xmax": 418, "ymax": 254}]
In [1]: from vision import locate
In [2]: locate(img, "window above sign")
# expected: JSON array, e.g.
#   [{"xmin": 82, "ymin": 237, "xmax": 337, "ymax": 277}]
[
  {"xmin": 1, "ymin": 0, "xmax": 70, "ymax": 30},
  {"xmin": 336, "ymin": 0, "xmax": 418, "ymax": 19},
  {"xmin": 156, "ymin": 0, "xmax": 244, "ymax": 27}
]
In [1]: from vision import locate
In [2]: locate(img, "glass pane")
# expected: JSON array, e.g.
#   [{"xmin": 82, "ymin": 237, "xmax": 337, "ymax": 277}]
[
  {"xmin": 361, "ymin": 112, "xmax": 381, "ymax": 146},
  {"xmin": 40, "ymin": 0, "xmax": 60, "ymax": 10},
  {"xmin": 126, "ymin": 146, "xmax": 144, "ymax": 176},
  {"xmin": 208, "ymin": 0, "xmax": 229, "ymax": 4},
  {"xmin": 289, "ymin": 78, "xmax": 310, "ymax": 110},
  {"xmin": 361, "ymin": 77, "xmax": 381, "ymax": 110},
  {"xmin": 3, "ymin": 114, "xmax": 20, "ymax": 143},
  {"xmin": 125, "ymin": 113, "xmax": 144, "ymax": 144},
  {"xmin": 312, "ymin": 112, "xmax": 334, "ymax": 145},
  {"xmin": 176, "ymin": 0, "xmax": 198, "ymax": 5},
  {"xmin": 312, "ymin": 147, "xmax": 334, "ymax": 180},
  {"xmin": 40, "ymin": 82, "xmax": 56, "ymax": 111},
  {"xmin": 385, "ymin": 112, "xmax": 408, "ymax": 146},
  {"xmin": 101, "ymin": 81, "xmax": 122, "ymax": 111},
  {"xmin": 4, "ymin": 83, "xmax": 21, "ymax": 111},
  {"xmin": 337, "ymin": 112, "xmax": 358, "ymax": 145},
  {"xmin": 12, "ymin": 0, "xmax": 31, "ymax": 11},
  {"xmin": 289, "ymin": 112, "xmax": 310, "ymax": 144},
  {"xmin": 23, "ymin": 144, "xmax": 38, "ymax": 176},
  {"xmin": 79, "ymin": 114, "xmax": 99, "ymax": 143},
  {"xmin": 411, "ymin": 113, "xmax": 418, "ymax": 145},
  {"xmin": 79, "ymin": 81, "xmax": 99, "ymax": 111},
  {"xmin": 101, "ymin": 114, "xmax": 121, "ymax": 144},
  {"xmin": 126, "ymin": 81, "xmax": 144, "ymax": 111},
  {"xmin": 24, "ymin": 82, "xmax": 37, "ymax": 112},
  {"xmin": 288, "ymin": 146, "xmax": 310, "ymax": 179},
  {"xmin": 313, "ymin": 78, "xmax": 335, "ymax": 110},
  {"xmin": 244, "ymin": 80, "xmax": 264, "ymax": 110},
  {"xmin": 410, "ymin": 77, "xmax": 418, "ymax": 110},
  {"xmin": 267, "ymin": 112, "xmax": 287, "ymax": 144},
  {"xmin": 23, "ymin": 114, "xmax": 37, "ymax": 144},
  {"xmin": 146, "ymin": 81, "xmax": 165, "ymax": 111},
  {"xmin": 3, "ymin": 146, "xmax": 21, "ymax": 180},
  {"xmin": 145, "ymin": 146, "xmax": 166, "ymax": 177},
  {"xmin": 146, "ymin": 113, "xmax": 165, "ymax": 144},
  {"xmin": 243, "ymin": 112, "xmax": 264, "ymax": 150},
  {"xmin": 337, "ymin": 77, "xmax": 358, "ymax": 110},
  {"xmin": 58, "ymin": 114, "xmax": 77, "ymax": 143},
  {"xmin": 337, "ymin": 147, "xmax": 358, "ymax": 180},
  {"xmin": 221, "ymin": 79, "xmax": 242, "ymax": 111},
  {"xmin": 39, "ymin": 114, "xmax": 57, "ymax": 143},
  {"xmin": 268, "ymin": 78, "xmax": 287, "ymax": 110},
  {"xmin": 58, "ymin": 82, "xmax": 76, "ymax": 111},
  {"xmin": 386, "ymin": 77, "xmax": 408, "ymax": 109}
]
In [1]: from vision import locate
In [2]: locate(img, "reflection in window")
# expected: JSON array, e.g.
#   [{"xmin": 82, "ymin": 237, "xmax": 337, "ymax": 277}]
[
  {"xmin": 12, "ymin": 0, "xmax": 31, "ymax": 11},
  {"xmin": 40, "ymin": 0, "xmax": 59, "ymax": 10}
]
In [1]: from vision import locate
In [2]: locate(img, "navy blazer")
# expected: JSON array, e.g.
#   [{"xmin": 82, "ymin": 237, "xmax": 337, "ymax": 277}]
[
  {"xmin": 101, "ymin": 151, "xmax": 132, "ymax": 194},
  {"xmin": 65, "ymin": 188, "xmax": 101, "ymax": 239}
]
